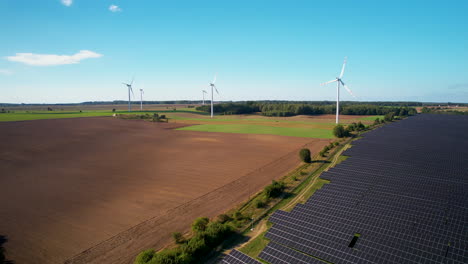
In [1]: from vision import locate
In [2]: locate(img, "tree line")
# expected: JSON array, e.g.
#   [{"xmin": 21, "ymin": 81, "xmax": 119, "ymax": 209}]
[{"xmin": 196, "ymin": 102, "xmax": 417, "ymax": 117}]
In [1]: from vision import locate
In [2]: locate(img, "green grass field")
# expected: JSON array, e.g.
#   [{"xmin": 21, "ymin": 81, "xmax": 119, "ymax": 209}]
[
  {"xmin": 1, "ymin": 110, "xmax": 381, "ymax": 139},
  {"xmin": 0, "ymin": 111, "xmax": 114, "ymax": 122},
  {"xmin": 0, "ymin": 109, "xmax": 206, "ymax": 122},
  {"xmin": 359, "ymin": 115, "xmax": 384, "ymax": 121},
  {"xmin": 176, "ymin": 124, "xmax": 334, "ymax": 138}
]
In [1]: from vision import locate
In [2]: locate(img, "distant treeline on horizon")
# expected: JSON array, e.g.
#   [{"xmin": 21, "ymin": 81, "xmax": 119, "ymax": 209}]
[
  {"xmin": 197, "ymin": 102, "xmax": 419, "ymax": 117},
  {"xmin": 1, "ymin": 100, "xmax": 467, "ymax": 107}
]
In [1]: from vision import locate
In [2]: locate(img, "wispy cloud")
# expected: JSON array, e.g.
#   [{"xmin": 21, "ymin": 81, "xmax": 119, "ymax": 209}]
[
  {"xmin": 61, "ymin": 0, "xmax": 73, "ymax": 7},
  {"xmin": 109, "ymin": 5, "xmax": 122, "ymax": 12},
  {"xmin": 6, "ymin": 50, "xmax": 103, "ymax": 66},
  {"xmin": 0, "ymin": 69, "xmax": 13, "ymax": 75}
]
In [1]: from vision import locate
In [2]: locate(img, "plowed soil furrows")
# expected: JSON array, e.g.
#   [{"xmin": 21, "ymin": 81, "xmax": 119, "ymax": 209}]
[{"xmin": 0, "ymin": 117, "xmax": 329, "ymax": 264}]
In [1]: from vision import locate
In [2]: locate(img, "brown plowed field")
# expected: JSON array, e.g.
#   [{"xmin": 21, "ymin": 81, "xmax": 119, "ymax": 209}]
[{"xmin": 0, "ymin": 117, "xmax": 330, "ymax": 264}]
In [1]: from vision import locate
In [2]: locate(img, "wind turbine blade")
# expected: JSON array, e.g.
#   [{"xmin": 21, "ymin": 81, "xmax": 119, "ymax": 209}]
[
  {"xmin": 130, "ymin": 86, "xmax": 134, "ymax": 97},
  {"xmin": 212, "ymin": 73, "xmax": 217, "ymax": 84},
  {"xmin": 321, "ymin": 79, "xmax": 337, "ymax": 86},
  {"xmin": 340, "ymin": 80, "xmax": 355, "ymax": 97},
  {"xmin": 339, "ymin": 56, "xmax": 347, "ymax": 78},
  {"xmin": 214, "ymin": 85, "xmax": 219, "ymax": 94},
  {"xmin": 122, "ymin": 82, "xmax": 129, "ymax": 85},
  {"xmin": 130, "ymin": 76, "xmax": 135, "ymax": 85}
]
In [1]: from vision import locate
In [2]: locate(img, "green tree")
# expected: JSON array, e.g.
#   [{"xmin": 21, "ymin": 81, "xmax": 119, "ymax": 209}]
[
  {"xmin": 356, "ymin": 121, "xmax": 366, "ymax": 131},
  {"xmin": 384, "ymin": 112, "xmax": 395, "ymax": 122},
  {"xmin": 264, "ymin": 180, "xmax": 285, "ymax": 198},
  {"xmin": 333, "ymin": 124, "xmax": 349, "ymax": 138},
  {"xmin": 299, "ymin": 148, "xmax": 312, "ymax": 163}
]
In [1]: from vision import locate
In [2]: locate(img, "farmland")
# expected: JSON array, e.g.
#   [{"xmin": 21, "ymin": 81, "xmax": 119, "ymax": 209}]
[{"xmin": 0, "ymin": 117, "xmax": 330, "ymax": 264}]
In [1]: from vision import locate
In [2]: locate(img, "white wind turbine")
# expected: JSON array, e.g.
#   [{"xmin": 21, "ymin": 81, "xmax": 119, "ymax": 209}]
[
  {"xmin": 139, "ymin": 89, "xmax": 144, "ymax": 111},
  {"xmin": 321, "ymin": 57, "xmax": 355, "ymax": 124},
  {"xmin": 202, "ymin": 90, "xmax": 208, "ymax": 105},
  {"xmin": 122, "ymin": 77, "xmax": 135, "ymax": 112},
  {"xmin": 209, "ymin": 74, "xmax": 219, "ymax": 118}
]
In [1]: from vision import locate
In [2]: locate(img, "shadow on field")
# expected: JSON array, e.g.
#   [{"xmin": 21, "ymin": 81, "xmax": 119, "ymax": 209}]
[
  {"xmin": 203, "ymin": 232, "xmax": 249, "ymax": 264},
  {"xmin": 312, "ymin": 160, "xmax": 331, "ymax": 164},
  {"xmin": 0, "ymin": 235, "xmax": 14, "ymax": 264}
]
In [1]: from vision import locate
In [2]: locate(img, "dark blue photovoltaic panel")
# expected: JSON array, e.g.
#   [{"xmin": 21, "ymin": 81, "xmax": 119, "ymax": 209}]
[
  {"xmin": 220, "ymin": 114, "xmax": 468, "ymax": 264},
  {"xmin": 219, "ymin": 249, "xmax": 262, "ymax": 264}
]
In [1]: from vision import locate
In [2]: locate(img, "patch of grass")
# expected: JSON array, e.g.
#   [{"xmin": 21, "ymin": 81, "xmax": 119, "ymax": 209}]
[
  {"xmin": 0, "ymin": 109, "xmax": 208, "ymax": 122},
  {"xmin": 333, "ymin": 155, "xmax": 349, "ymax": 166},
  {"xmin": 176, "ymin": 124, "xmax": 334, "ymax": 138},
  {"xmin": 239, "ymin": 231, "xmax": 269, "ymax": 258},
  {"xmin": 359, "ymin": 115, "xmax": 384, "ymax": 121},
  {"xmin": 0, "ymin": 111, "xmax": 113, "ymax": 122}
]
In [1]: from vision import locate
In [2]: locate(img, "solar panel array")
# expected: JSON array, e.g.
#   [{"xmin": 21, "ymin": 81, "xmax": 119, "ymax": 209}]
[
  {"xmin": 220, "ymin": 249, "xmax": 262, "ymax": 264},
  {"xmin": 221, "ymin": 114, "xmax": 468, "ymax": 264}
]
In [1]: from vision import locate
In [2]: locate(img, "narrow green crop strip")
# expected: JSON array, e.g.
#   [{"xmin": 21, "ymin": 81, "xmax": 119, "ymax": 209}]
[{"xmin": 176, "ymin": 124, "xmax": 334, "ymax": 138}]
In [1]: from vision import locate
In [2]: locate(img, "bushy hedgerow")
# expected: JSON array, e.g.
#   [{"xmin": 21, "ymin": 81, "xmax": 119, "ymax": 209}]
[
  {"xmin": 134, "ymin": 217, "xmax": 233, "ymax": 264},
  {"xmin": 333, "ymin": 124, "xmax": 350, "ymax": 138},
  {"xmin": 264, "ymin": 180, "xmax": 285, "ymax": 199}
]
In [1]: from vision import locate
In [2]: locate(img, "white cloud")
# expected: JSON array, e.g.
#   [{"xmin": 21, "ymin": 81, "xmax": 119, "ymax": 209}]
[
  {"xmin": 0, "ymin": 69, "xmax": 13, "ymax": 75},
  {"xmin": 109, "ymin": 5, "xmax": 122, "ymax": 12},
  {"xmin": 6, "ymin": 50, "xmax": 103, "ymax": 66},
  {"xmin": 61, "ymin": 0, "xmax": 73, "ymax": 6}
]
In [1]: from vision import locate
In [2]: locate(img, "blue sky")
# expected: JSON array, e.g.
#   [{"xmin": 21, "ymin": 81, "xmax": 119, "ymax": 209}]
[{"xmin": 1, "ymin": 0, "xmax": 467, "ymax": 103}]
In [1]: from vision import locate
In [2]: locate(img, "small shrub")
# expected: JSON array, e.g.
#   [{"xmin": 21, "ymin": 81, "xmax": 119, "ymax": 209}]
[
  {"xmin": 264, "ymin": 180, "xmax": 285, "ymax": 199},
  {"xmin": 191, "ymin": 217, "xmax": 209, "ymax": 233},
  {"xmin": 299, "ymin": 148, "xmax": 311, "ymax": 163},
  {"xmin": 217, "ymin": 214, "xmax": 231, "ymax": 224},
  {"xmin": 254, "ymin": 198, "xmax": 266, "ymax": 208},
  {"xmin": 356, "ymin": 121, "xmax": 365, "ymax": 131},
  {"xmin": 233, "ymin": 211, "xmax": 243, "ymax": 221},
  {"xmin": 172, "ymin": 232, "xmax": 185, "ymax": 244},
  {"xmin": 134, "ymin": 249, "xmax": 156, "ymax": 264}
]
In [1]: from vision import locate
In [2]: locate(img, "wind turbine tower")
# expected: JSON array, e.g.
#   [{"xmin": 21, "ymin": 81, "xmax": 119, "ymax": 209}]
[
  {"xmin": 209, "ymin": 74, "xmax": 219, "ymax": 118},
  {"xmin": 122, "ymin": 77, "xmax": 135, "ymax": 112},
  {"xmin": 139, "ymin": 89, "xmax": 144, "ymax": 111},
  {"xmin": 202, "ymin": 90, "xmax": 207, "ymax": 105},
  {"xmin": 321, "ymin": 57, "xmax": 355, "ymax": 124}
]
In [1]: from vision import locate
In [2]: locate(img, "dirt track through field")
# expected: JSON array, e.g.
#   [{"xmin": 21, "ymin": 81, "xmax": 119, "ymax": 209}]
[{"xmin": 0, "ymin": 117, "xmax": 329, "ymax": 264}]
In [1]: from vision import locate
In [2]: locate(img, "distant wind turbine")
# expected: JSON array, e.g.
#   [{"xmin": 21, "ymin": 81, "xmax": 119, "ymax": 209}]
[
  {"xmin": 202, "ymin": 90, "xmax": 208, "ymax": 105},
  {"xmin": 122, "ymin": 77, "xmax": 135, "ymax": 112},
  {"xmin": 321, "ymin": 57, "xmax": 355, "ymax": 124},
  {"xmin": 139, "ymin": 89, "xmax": 144, "ymax": 111},
  {"xmin": 209, "ymin": 74, "xmax": 219, "ymax": 118}
]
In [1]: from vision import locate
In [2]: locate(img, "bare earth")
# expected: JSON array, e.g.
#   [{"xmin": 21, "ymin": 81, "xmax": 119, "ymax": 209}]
[{"xmin": 0, "ymin": 117, "xmax": 329, "ymax": 264}]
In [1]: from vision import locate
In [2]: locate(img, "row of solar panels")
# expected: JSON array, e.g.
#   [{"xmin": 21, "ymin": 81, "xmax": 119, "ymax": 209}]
[{"xmin": 220, "ymin": 114, "xmax": 468, "ymax": 264}]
